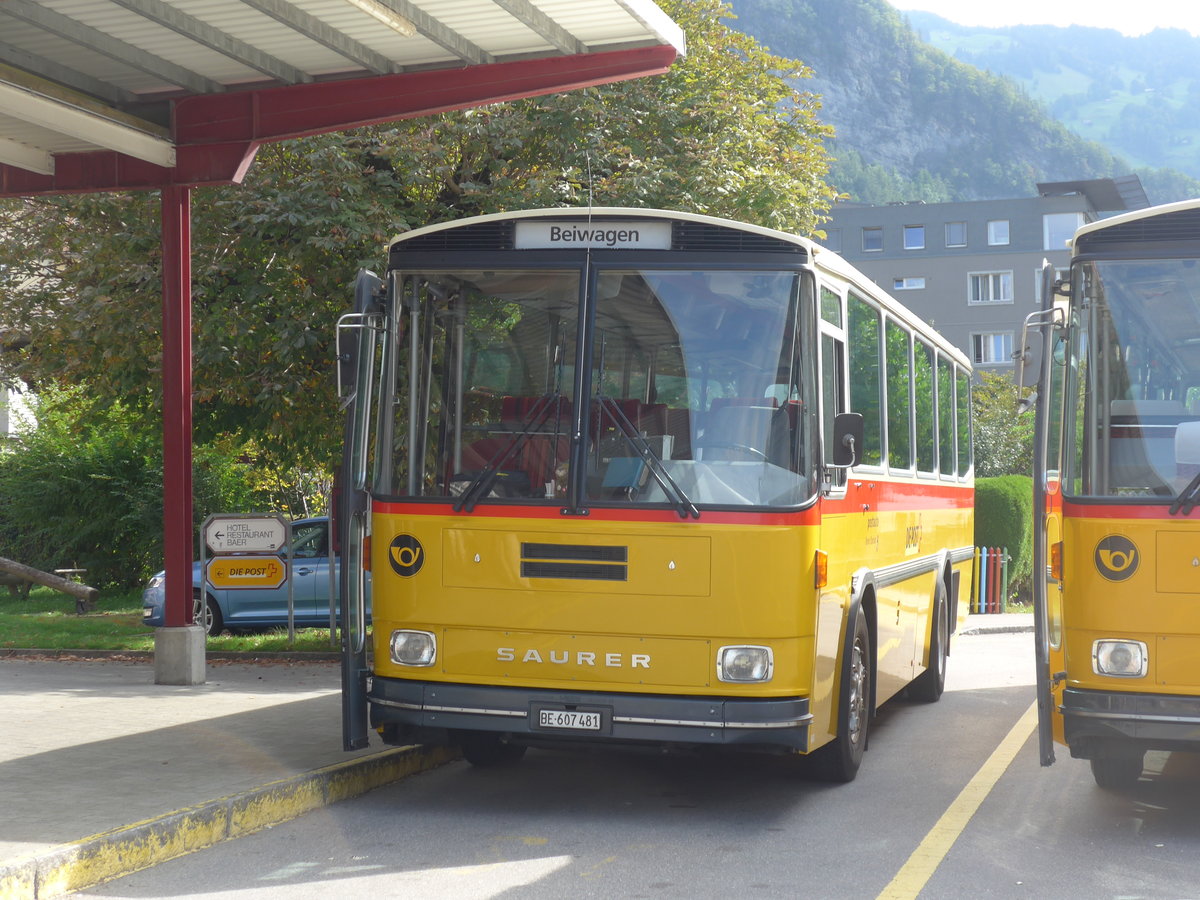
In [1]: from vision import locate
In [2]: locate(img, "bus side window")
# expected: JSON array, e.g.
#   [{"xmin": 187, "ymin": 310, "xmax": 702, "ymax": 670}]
[{"xmin": 822, "ymin": 332, "xmax": 847, "ymax": 486}]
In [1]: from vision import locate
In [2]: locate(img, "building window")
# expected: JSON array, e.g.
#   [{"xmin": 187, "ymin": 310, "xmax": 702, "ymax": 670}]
[
  {"xmin": 969, "ymin": 271, "xmax": 1014, "ymax": 304},
  {"xmin": 987, "ymin": 219, "xmax": 1010, "ymax": 246},
  {"xmin": 972, "ymin": 332, "xmax": 1014, "ymax": 365},
  {"xmin": 945, "ymin": 221, "xmax": 966, "ymax": 247},
  {"xmin": 893, "ymin": 277, "xmax": 926, "ymax": 290},
  {"xmin": 825, "ymin": 229, "xmax": 842, "ymax": 253},
  {"xmin": 1033, "ymin": 266, "xmax": 1069, "ymax": 303},
  {"xmin": 862, "ymin": 227, "xmax": 883, "ymax": 252},
  {"xmin": 1043, "ymin": 212, "xmax": 1084, "ymax": 251},
  {"xmin": 903, "ymin": 225, "xmax": 925, "ymax": 250}
]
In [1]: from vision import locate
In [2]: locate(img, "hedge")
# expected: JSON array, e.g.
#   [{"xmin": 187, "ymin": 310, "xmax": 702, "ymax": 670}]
[{"xmin": 974, "ymin": 475, "xmax": 1033, "ymax": 595}]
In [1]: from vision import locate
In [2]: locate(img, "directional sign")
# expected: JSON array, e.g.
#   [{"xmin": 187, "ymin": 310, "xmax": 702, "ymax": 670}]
[
  {"xmin": 206, "ymin": 556, "xmax": 287, "ymax": 590},
  {"xmin": 205, "ymin": 516, "xmax": 287, "ymax": 554}
]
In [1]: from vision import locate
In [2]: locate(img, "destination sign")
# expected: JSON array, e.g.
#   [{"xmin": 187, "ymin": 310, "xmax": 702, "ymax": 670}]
[
  {"xmin": 206, "ymin": 556, "xmax": 287, "ymax": 590},
  {"xmin": 204, "ymin": 516, "xmax": 287, "ymax": 554},
  {"xmin": 514, "ymin": 220, "xmax": 672, "ymax": 251}
]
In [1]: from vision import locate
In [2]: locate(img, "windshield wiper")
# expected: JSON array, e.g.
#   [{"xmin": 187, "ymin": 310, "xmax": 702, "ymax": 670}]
[
  {"xmin": 453, "ymin": 392, "xmax": 562, "ymax": 513},
  {"xmin": 1170, "ymin": 471, "xmax": 1200, "ymax": 516},
  {"xmin": 597, "ymin": 397, "xmax": 699, "ymax": 520}
]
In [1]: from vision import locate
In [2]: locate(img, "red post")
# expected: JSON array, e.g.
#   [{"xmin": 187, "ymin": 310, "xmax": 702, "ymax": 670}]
[
  {"xmin": 161, "ymin": 184, "xmax": 193, "ymax": 628},
  {"xmin": 989, "ymin": 548, "xmax": 1000, "ymax": 614}
]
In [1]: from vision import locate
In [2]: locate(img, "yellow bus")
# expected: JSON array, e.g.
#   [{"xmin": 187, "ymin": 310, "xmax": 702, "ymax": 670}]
[
  {"xmin": 338, "ymin": 208, "xmax": 975, "ymax": 781},
  {"xmin": 1028, "ymin": 198, "xmax": 1200, "ymax": 788}
]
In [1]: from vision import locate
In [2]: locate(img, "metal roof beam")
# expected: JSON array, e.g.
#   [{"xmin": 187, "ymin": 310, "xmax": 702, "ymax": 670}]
[
  {"xmin": 0, "ymin": 41, "xmax": 140, "ymax": 108},
  {"xmin": 492, "ymin": 0, "xmax": 585, "ymax": 55},
  {"xmin": 106, "ymin": 0, "xmax": 311, "ymax": 85},
  {"xmin": 387, "ymin": 0, "xmax": 493, "ymax": 65},
  {"xmin": 239, "ymin": 0, "xmax": 399, "ymax": 75},
  {"xmin": 0, "ymin": 136, "xmax": 53, "ymax": 175},
  {"xmin": 0, "ymin": 0, "xmax": 223, "ymax": 95},
  {"xmin": 0, "ymin": 79, "xmax": 175, "ymax": 168}
]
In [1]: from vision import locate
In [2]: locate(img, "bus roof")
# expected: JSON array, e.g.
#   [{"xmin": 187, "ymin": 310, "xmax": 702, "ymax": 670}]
[
  {"xmin": 388, "ymin": 207, "xmax": 970, "ymax": 371},
  {"xmin": 1073, "ymin": 196, "xmax": 1200, "ymax": 245}
]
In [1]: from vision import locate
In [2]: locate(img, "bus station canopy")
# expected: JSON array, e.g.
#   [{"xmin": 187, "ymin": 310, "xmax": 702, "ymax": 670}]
[
  {"xmin": 0, "ymin": 0, "xmax": 682, "ymax": 653},
  {"xmin": 0, "ymin": 0, "xmax": 683, "ymax": 195}
]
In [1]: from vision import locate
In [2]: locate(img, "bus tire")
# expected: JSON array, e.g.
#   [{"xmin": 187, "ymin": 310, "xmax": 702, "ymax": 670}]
[
  {"xmin": 1090, "ymin": 751, "xmax": 1144, "ymax": 790},
  {"xmin": 193, "ymin": 589, "xmax": 223, "ymax": 636},
  {"xmin": 909, "ymin": 580, "xmax": 948, "ymax": 703},
  {"xmin": 459, "ymin": 732, "xmax": 527, "ymax": 767},
  {"xmin": 814, "ymin": 607, "xmax": 870, "ymax": 782}
]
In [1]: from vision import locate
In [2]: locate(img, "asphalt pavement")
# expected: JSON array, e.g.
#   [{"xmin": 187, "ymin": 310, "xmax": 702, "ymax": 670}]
[{"xmin": 0, "ymin": 613, "xmax": 1032, "ymax": 900}]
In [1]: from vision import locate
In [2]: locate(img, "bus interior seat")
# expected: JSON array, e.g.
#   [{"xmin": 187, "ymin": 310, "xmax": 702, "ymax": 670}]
[
  {"xmin": 1109, "ymin": 399, "xmax": 1187, "ymax": 491},
  {"xmin": 1175, "ymin": 420, "xmax": 1200, "ymax": 486}
]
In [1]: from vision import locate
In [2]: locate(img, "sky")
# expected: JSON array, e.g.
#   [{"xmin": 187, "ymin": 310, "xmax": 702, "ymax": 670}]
[{"xmin": 889, "ymin": 1, "xmax": 1200, "ymax": 37}]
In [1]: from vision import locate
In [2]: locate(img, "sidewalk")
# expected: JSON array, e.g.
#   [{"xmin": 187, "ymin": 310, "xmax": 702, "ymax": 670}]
[
  {"xmin": 0, "ymin": 656, "xmax": 454, "ymax": 900},
  {"xmin": 960, "ymin": 612, "xmax": 1034, "ymax": 636}
]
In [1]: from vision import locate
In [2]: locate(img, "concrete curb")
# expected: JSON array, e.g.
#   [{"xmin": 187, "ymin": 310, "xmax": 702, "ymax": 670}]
[{"xmin": 0, "ymin": 743, "xmax": 458, "ymax": 900}]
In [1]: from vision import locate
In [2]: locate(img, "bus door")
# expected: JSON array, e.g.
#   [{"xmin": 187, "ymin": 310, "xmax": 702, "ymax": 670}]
[
  {"xmin": 337, "ymin": 269, "xmax": 387, "ymax": 751},
  {"xmin": 1026, "ymin": 261, "xmax": 1069, "ymax": 765}
]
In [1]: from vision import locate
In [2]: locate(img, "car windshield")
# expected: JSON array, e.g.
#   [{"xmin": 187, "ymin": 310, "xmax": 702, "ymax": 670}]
[{"xmin": 375, "ymin": 266, "xmax": 817, "ymax": 509}]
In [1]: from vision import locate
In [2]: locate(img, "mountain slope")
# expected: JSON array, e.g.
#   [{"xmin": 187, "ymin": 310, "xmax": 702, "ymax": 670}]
[
  {"xmin": 725, "ymin": 0, "xmax": 1199, "ymax": 205},
  {"xmin": 907, "ymin": 11, "xmax": 1200, "ymax": 179}
]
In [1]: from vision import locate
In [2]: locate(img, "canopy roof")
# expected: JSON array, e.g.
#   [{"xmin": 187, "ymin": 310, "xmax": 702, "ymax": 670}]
[{"xmin": 0, "ymin": 0, "xmax": 683, "ymax": 195}]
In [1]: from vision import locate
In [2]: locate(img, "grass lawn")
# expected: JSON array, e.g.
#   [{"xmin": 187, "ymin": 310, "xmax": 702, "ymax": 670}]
[{"xmin": 0, "ymin": 585, "xmax": 343, "ymax": 654}]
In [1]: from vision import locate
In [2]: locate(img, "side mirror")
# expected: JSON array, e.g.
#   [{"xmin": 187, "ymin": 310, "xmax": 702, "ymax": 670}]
[{"xmin": 832, "ymin": 412, "xmax": 865, "ymax": 468}]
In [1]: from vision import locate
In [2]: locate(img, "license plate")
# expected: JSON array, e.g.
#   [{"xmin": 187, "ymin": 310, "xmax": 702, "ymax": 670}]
[{"xmin": 537, "ymin": 709, "xmax": 601, "ymax": 731}]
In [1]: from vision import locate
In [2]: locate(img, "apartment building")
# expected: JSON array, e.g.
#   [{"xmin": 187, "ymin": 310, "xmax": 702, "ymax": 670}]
[{"xmin": 818, "ymin": 176, "xmax": 1149, "ymax": 378}]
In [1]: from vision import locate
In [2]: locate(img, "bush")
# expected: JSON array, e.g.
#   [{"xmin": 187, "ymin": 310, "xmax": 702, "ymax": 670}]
[
  {"xmin": 0, "ymin": 386, "xmax": 265, "ymax": 589},
  {"xmin": 974, "ymin": 475, "xmax": 1033, "ymax": 600}
]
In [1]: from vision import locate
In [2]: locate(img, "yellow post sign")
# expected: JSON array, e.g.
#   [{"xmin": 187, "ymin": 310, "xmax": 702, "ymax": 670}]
[{"xmin": 206, "ymin": 556, "xmax": 286, "ymax": 590}]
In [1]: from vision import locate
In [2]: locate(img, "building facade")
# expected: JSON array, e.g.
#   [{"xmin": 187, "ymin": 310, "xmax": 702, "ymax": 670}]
[{"xmin": 818, "ymin": 178, "xmax": 1149, "ymax": 379}]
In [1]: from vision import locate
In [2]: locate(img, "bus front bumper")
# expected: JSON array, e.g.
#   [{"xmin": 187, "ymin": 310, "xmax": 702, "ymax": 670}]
[
  {"xmin": 1062, "ymin": 687, "xmax": 1200, "ymax": 758},
  {"xmin": 368, "ymin": 676, "xmax": 812, "ymax": 752}
]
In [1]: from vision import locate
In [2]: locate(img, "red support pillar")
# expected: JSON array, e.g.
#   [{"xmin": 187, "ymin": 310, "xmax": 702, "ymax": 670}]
[{"xmin": 161, "ymin": 184, "xmax": 193, "ymax": 629}]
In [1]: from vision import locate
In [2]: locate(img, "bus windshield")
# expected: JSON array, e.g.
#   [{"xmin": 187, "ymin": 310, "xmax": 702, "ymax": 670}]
[
  {"xmin": 377, "ymin": 266, "xmax": 817, "ymax": 509},
  {"xmin": 1066, "ymin": 257, "xmax": 1200, "ymax": 500}
]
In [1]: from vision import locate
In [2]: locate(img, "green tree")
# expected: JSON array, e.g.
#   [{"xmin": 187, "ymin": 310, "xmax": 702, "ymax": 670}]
[
  {"xmin": 0, "ymin": 385, "xmax": 265, "ymax": 587},
  {"xmin": 972, "ymin": 371, "xmax": 1035, "ymax": 477},
  {"xmin": 0, "ymin": 0, "xmax": 835, "ymax": 472}
]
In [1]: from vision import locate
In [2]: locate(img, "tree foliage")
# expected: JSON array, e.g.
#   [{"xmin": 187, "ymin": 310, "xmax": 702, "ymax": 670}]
[
  {"xmin": 0, "ymin": 385, "xmax": 266, "ymax": 587},
  {"xmin": 972, "ymin": 371, "xmax": 1035, "ymax": 478},
  {"xmin": 0, "ymin": 0, "xmax": 835, "ymax": 475}
]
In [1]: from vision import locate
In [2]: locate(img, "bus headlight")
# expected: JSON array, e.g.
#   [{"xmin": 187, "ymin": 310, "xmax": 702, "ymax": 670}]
[
  {"xmin": 717, "ymin": 645, "xmax": 773, "ymax": 683},
  {"xmin": 390, "ymin": 630, "xmax": 437, "ymax": 667},
  {"xmin": 1092, "ymin": 639, "xmax": 1147, "ymax": 678}
]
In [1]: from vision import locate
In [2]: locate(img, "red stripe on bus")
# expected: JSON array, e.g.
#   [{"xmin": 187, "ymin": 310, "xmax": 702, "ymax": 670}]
[{"xmin": 1062, "ymin": 501, "xmax": 1183, "ymax": 520}]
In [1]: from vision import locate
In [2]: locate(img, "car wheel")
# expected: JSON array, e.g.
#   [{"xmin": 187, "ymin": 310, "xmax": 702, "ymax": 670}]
[
  {"xmin": 909, "ymin": 581, "xmax": 948, "ymax": 703},
  {"xmin": 813, "ymin": 607, "xmax": 870, "ymax": 782},
  {"xmin": 1091, "ymin": 751, "xmax": 1144, "ymax": 790},
  {"xmin": 192, "ymin": 590, "xmax": 224, "ymax": 636}
]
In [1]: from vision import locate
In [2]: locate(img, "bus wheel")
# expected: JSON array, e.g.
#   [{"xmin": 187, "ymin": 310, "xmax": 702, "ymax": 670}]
[
  {"xmin": 1090, "ymin": 751, "xmax": 1144, "ymax": 790},
  {"xmin": 909, "ymin": 582, "xmax": 948, "ymax": 703},
  {"xmin": 192, "ymin": 590, "xmax": 223, "ymax": 636},
  {"xmin": 459, "ymin": 733, "xmax": 527, "ymax": 767},
  {"xmin": 815, "ymin": 608, "xmax": 870, "ymax": 782}
]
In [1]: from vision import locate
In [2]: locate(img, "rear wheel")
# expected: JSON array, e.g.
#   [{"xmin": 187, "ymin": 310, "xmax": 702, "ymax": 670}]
[
  {"xmin": 459, "ymin": 733, "xmax": 527, "ymax": 767},
  {"xmin": 192, "ymin": 590, "xmax": 224, "ymax": 636},
  {"xmin": 1090, "ymin": 751, "xmax": 1144, "ymax": 790},
  {"xmin": 814, "ymin": 607, "xmax": 870, "ymax": 782},
  {"xmin": 909, "ymin": 581, "xmax": 948, "ymax": 703}
]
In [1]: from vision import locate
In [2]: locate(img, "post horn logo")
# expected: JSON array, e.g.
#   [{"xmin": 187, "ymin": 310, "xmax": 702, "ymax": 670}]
[
  {"xmin": 388, "ymin": 534, "xmax": 424, "ymax": 577},
  {"xmin": 1094, "ymin": 535, "xmax": 1138, "ymax": 582}
]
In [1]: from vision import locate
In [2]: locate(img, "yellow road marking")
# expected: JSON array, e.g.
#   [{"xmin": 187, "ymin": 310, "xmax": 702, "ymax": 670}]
[{"xmin": 877, "ymin": 700, "xmax": 1038, "ymax": 900}]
